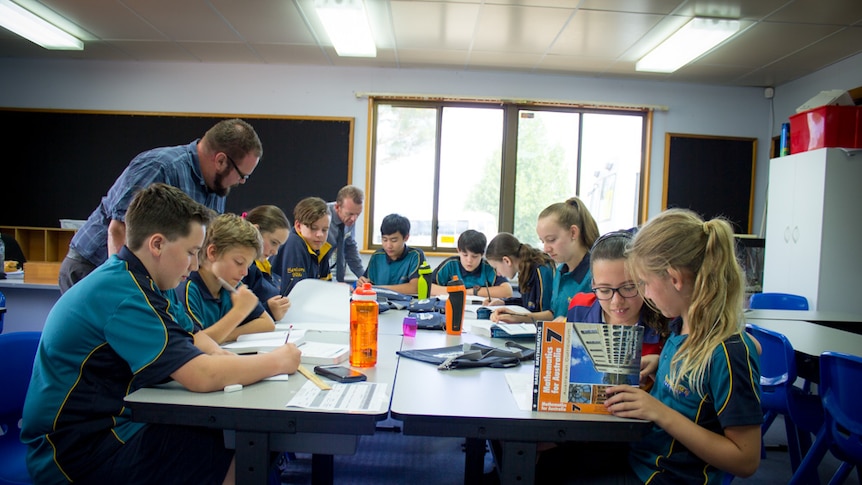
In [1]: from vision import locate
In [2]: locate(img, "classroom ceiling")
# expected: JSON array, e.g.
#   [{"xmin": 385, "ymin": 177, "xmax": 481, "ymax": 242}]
[{"xmin": 1, "ymin": 0, "xmax": 861, "ymax": 88}]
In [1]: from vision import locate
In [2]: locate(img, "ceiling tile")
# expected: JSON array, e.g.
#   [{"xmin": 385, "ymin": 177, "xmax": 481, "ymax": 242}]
[
  {"xmin": 121, "ymin": 0, "xmax": 237, "ymax": 42},
  {"xmin": 765, "ymin": 0, "xmax": 862, "ymax": 25},
  {"xmin": 472, "ymin": 4, "xmax": 571, "ymax": 53},
  {"xmin": 552, "ymin": 10, "xmax": 663, "ymax": 58},
  {"xmin": 390, "ymin": 1, "xmax": 480, "ymax": 50},
  {"xmin": 210, "ymin": 0, "xmax": 316, "ymax": 44}
]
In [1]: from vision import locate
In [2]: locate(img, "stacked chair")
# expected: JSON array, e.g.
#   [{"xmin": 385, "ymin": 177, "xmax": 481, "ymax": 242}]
[
  {"xmin": 749, "ymin": 292, "xmax": 809, "ymax": 311},
  {"xmin": 746, "ymin": 324, "xmax": 824, "ymax": 478},
  {"xmin": 790, "ymin": 352, "xmax": 862, "ymax": 485}
]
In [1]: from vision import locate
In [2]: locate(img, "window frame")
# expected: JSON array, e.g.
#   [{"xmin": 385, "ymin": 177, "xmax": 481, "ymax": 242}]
[{"xmin": 366, "ymin": 97, "xmax": 653, "ymax": 255}]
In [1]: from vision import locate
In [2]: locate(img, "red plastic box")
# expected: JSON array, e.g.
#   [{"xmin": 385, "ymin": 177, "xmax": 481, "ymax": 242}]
[{"xmin": 789, "ymin": 105, "xmax": 862, "ymax": 154}]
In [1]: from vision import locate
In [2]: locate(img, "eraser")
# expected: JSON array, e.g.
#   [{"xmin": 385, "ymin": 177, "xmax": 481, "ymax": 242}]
[{"xmin": 223, "ymin": 384, "xmax": 243, "ymax": 393}]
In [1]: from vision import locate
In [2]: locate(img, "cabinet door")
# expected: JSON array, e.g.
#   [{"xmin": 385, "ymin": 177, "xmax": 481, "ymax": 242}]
[{"xmin": 762, "ymin": 151, "xmax": 826, "ymax": 299}]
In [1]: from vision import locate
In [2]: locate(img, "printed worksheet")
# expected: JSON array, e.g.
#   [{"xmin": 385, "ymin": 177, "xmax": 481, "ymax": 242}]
[{"xmin": 286, "ymin": 381, "xmax": 389, "ymax": 412}]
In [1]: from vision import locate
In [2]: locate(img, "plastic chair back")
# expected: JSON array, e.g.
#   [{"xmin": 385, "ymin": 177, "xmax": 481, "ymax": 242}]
[
  {"xmin": 0, "ymin": 331, "xmax": 40, "ymax": 485},
  {"xmin": 790, "ymin": 351, "xmax": 862, "ymax": 484},
  {"xmin": 821, "ymin": 352, "xmax": 862, "ymax": 464},
  {"xmin": 749, "ymin": 292, "xmax": 809, "ymax": 310},
  {"xmin": 746, "ymin": 324, "xmax": 823, "ymax": 474}
]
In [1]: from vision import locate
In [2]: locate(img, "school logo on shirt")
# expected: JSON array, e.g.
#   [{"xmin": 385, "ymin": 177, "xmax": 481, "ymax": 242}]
[{"xmin": 287, "ymin": 267, "xmax": 306, "ymax": 278}]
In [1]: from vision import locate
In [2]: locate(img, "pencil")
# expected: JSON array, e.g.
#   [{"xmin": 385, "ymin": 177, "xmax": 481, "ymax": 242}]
[
  {"xmin": 484, "ymin": 283, "xmax": 492, "ymax": 300},
  {"xmin": 216, "ymin": 276, "xmax": 237, "ymax": 293},
  {"xmin": 297, "ymin": 364, "xmax": 332, "ymax": 390}
]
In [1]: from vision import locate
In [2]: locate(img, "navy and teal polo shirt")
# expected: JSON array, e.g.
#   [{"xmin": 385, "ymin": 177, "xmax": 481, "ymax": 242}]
[
  {"xmin": 432, "ymin": 255, "xmax": 507, "ymax": 289},
  {"xmin": 176, "ymin": 270, "xmax": 266, "ymax": 331},
  {"xmin": 364, "ymin": 245, "xmax": 426, "ymax": 286}
]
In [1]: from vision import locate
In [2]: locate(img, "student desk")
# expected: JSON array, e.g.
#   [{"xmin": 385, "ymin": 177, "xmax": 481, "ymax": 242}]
[
  {"xmin": 745, "ymin": 309, "xmax": 862, "ymax": 382},
  {"xmin": 390, "ymin": 330, "xmax": 650, "ymax": 485},
  {"xmin": 125, "ymin": 331, "xmax": 402, "ymax": 485}
]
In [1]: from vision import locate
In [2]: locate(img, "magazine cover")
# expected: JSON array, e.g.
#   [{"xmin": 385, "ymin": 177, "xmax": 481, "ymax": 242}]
[{"xmin": 533, "ymin": 320, "xmax": 643, "ymax": 414}]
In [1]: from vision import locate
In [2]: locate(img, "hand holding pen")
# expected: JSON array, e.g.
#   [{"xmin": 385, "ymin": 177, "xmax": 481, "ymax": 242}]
[{"xmin": 216, "ymin": 276, "xmax": 258, "ymax": 315}]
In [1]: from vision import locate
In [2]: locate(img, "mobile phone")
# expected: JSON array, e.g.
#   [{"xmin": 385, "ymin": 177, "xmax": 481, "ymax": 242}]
[{"xmin": 313, "ymin": 365, "xmax": 367, "ymax": 383}]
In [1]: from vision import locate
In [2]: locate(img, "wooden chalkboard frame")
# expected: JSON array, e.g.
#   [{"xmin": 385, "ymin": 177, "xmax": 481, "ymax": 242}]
[
  {"xmin": 663, "ymin": 133, "xmax": 756, "ymax": 233},
  {"xmin": 0, "ymin": 109, "xmax": 354, "ymax": 227}
]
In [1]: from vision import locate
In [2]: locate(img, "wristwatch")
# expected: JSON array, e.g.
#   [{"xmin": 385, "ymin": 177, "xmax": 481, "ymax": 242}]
[{"xmin": 473, "ymin": 286, "xmax": 480, "ymax": 296}]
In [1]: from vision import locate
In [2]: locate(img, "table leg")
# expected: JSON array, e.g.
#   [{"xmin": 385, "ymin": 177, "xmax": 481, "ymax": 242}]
[
  {"xmin": 234, "ymin": 431, "xmax": 270, "ymax": 485},
  {"xmin": 499, "ymin": 441, "xmax": 536, "ymax": 485},
  {"xmin": 312, "ymin": 454, "xmax": 334, "ymax": 485},
  {"xmin": 463, "ymin": 438, "xmax": 486, "ymax": 483}
]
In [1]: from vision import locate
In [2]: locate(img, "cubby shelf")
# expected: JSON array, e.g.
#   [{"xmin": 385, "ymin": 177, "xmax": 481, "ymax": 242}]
[{"xmin": 0, "ymin": 226, "xmax": 76, "ymax": 263}]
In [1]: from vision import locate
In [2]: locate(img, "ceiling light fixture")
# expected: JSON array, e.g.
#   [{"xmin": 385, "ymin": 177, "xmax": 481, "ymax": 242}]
[
  {"xmin": 636, "ymin": 17, "xmax": 739, "ymax": 73},
  {"xmin": 314, "ymin": 0, "xmax": 376, "ymax": 58},
  {"xmin": 0, "ymin": 0, "xmax": 83, "ymax": 50}
]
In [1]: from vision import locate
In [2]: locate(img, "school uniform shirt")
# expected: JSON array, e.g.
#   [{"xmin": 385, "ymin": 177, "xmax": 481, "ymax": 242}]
[
  {"xmin": 566, "ymin": 292, "xmax": 665, "ymax": 355},
  {"xmin": 364, "ymin": 245, "xmax": 426, "ymax": 286},
  {"xmin": 550, "ymin": 253, "xmax": 592, "ymax": 318},
  {"xmin": 501, "ymin": 263, "xmax": 555, "ymax": 313},
  {"xmin": 69, "ymin": 140, "xmax": 225, "ymax": 267},
  {"xmin": 628, "ymin": 318, "xmax": 762, "ymax": 484},
  {"xmin": 432, "ymin": 255, "xmax": 507, "ymax": 289},
  {"xmin": 176, "ymin": 270, "xmax": 266, "ymax": 332},
  {"xmin": 270, "ymin": 226, "xmax": 333, "ymax": 295},
  {"xmin": 243, "ymin": 259, "xmax": 280, "ymax": 318},
  {"xmin": 21, "ymin": 248, "xmax": 204, "ymax": 484}
]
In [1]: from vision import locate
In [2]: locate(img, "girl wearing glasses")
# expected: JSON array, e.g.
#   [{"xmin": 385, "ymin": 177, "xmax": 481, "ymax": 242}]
[{"xmin": 566, "ymin": 229, "xmax": 668, "ymax": 356}]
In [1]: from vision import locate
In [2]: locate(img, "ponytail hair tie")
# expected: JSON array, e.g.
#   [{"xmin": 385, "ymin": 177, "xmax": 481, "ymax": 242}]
[{"xmin": 241, "ymin": 212, "xmax": 248, "ymax": 219}]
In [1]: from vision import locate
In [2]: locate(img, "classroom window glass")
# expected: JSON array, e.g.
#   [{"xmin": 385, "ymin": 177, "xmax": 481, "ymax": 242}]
[{"xmin": 369, "ymin": 100, "xmax": 647, "ymax": 253}]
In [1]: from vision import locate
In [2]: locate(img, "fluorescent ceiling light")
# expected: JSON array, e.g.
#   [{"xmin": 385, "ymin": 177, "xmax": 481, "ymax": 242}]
[
  {"xmin": 0, "ymin": 0, "xmax": 82, "ymax": 50},
  {"xmin": 315, "ymin": 0, "xmax": 376, "ymax": 58},
  {"xmin": 636, "ymin": 17, "xmax": 739, "ymax": 73}
]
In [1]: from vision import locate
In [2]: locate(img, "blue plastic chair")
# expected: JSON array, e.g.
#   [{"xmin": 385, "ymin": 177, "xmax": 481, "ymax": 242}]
[
  {"xmin": 0, "ymin": 331, "xmax": 40, "ymax": 485},
  {"xmin": 746, "ymin": 324, "xmax": 823, "ymax": 476},
  {"xmin": 749, "ymin": 292, "xmax": 809, "ymax": 311},
  {"xmin": 790, "ymin": 351, "xmax": 862, "ymax": 485}
]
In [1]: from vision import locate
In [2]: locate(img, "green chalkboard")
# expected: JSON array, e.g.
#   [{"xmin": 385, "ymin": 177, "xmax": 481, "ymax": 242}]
[
  {"xmin": 0, "ymin": 109, "xmax": 353, "ymax": 227},
  {"xmin": 663, "ymin": 133, "xmax": 756, "ymax": 233}
]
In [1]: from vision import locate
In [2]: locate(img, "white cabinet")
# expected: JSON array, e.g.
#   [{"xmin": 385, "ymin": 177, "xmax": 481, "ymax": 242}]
[{"xmin": 763, "ymin": 148, "xmax": 862, "ymax": 313}]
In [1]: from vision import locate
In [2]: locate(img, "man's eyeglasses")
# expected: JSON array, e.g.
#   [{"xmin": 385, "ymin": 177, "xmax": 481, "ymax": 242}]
[
  {"xmin": 592, "ymin": 284, "xmax": 639, "ymax": 301},
  {"xmin": 224, "ymin": 153, "xmax": 250, "ymax": 181}
]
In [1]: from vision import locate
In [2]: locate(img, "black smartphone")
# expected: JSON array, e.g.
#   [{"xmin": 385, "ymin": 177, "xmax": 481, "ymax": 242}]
[{"xmin": 313, "ymin": 365, "xmax": 367, "ymax": 383}]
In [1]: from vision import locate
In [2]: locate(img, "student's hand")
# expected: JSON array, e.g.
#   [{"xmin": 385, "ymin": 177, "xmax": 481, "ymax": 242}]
[
  {"xmin": 552, "ymin": 315, "xmax": 566, "ymax": 322},
  {"xmin": 603, "ymin": 385, "xmax": 662, "ymax": 421},
  {"xmin": 266, "ymin": 295, "xmax": 291, "ymax": 321},
  {"xmin": 482, "ymin": 297, "xmax": 504, "ymax": 306},
  {"xmin": 357, "ymin": 276, "xmax": 372, "ymax": 286},
  {"xmin": 272, "ymin": 342, "xmax": 302, "ymax": 374},
  {"xmin": 230, "ymin": 284, "xmax": 260, "ymax": 316},
  {"xmin": 639, "ymin": 354, "xmax": 659, "ymax": 385},
  {"xmin": 490, "ymin": 308, "xmax": 530, "ymax": 323}
]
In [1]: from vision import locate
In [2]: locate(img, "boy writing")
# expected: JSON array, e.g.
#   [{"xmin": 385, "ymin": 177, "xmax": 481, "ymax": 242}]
[
  {"xmin": 358, "ymin": 213, "xmax": 427, "ymax": 294},
  {"xmin": 177, "ymin": 213, "xmax": 276, "ymax": 344},
  {"xmin": 22, "ymin": 183, "xmax": 301, "ymax": 484},
  {"xmin": 431, "ymin": 229, "xmax": 512, "ymax": 298}
]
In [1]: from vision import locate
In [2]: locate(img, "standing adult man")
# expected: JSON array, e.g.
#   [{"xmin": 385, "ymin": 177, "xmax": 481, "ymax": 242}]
[
  {"xmin": 327, "ymin": 185, "xmax": 366, "ymax": 282},
  {"xmin": 58, "ymin": 118, "xmax": 263, "ymax": 293}
]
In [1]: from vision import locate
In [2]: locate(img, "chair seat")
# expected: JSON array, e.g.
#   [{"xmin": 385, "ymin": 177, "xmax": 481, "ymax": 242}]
[{"xmin": 0, "ymin": 430, "xmax": 31, "ymax": 485}]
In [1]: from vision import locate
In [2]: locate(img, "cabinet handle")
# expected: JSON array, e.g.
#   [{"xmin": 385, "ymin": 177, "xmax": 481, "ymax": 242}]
[
  {"xmin": 792, "ymin": 226, "xmax": 800, "ymax": 243},
  {"xmin": 784, "ymin": 226, "xmax": 791, "ymax": 243}
]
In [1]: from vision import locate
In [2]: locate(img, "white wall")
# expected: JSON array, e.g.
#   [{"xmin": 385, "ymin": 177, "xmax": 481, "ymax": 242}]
[{"xmin": 1, "ymin": 54, "xmax": 859, "ymax": 254}]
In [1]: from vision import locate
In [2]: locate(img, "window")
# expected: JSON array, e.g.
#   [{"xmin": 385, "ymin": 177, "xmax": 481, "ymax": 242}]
[{"xmin": 368, "ymin": 99, "xmax": 649, "ymax": 252}]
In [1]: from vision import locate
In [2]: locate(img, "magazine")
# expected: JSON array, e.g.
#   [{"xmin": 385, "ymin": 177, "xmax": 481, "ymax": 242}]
[{"xmin": 532, "ymin": 320, "xmax": 643, "ymax": 414}]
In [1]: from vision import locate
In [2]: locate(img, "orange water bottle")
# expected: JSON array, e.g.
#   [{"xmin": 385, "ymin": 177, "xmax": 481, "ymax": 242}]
[
  {"xmin": 350, "ymin": 283, "xmax": 378, "ymax": 367},
  {"xmin": 445, "ymin": 276, "xmax": 466, "ymax": 335}
]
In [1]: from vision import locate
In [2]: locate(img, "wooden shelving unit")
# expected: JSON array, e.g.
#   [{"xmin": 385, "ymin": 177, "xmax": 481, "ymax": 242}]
[{"xmin": 0, "ymin": 226, "xmax": 76, "ymax": 262}]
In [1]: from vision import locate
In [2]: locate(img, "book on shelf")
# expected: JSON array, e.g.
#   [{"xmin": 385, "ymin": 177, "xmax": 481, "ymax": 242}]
[{"xmin": 532, "ymin": 320, "xmax": 643, "ymax": 415}]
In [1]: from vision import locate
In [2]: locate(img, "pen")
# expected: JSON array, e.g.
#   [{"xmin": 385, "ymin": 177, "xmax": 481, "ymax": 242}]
[
  {"xmin": 285, "ymin": 324, "xmax": 293, "ymax": 345},
  {"xmin": 216, "ymin": 276, "xmax": 236, "ymax": 293},
  {"xmin": 485, "ymin": 283, "xmax": 492, "ymax": 300}
]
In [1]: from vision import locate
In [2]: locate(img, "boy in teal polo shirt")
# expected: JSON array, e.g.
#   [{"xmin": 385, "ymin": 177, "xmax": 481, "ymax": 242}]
[
  {"xmin": 431, "ymin": 229, "xmax": 512, "ymax": 299},
  {"xmin": 358, "ymin": 213, "xmax": 426, "ymax": 295}
]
